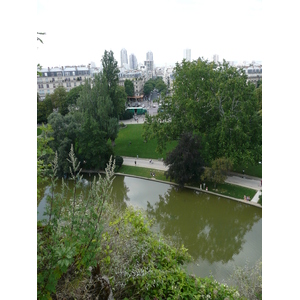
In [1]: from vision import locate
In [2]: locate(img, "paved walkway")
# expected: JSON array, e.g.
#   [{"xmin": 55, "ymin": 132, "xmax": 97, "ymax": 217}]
[{"xmin": 122, "ymin": 156, "xmax": 262, "ymax": 203}]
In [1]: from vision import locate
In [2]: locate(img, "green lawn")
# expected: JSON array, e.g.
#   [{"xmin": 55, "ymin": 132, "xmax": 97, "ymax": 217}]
[
  {"xmin": 233, "ymin": 164, "xmax": 262, "ymax": 178},
  {"xmin": 113, "ymin": 124, "xmax": 177, "ymax": 160}
]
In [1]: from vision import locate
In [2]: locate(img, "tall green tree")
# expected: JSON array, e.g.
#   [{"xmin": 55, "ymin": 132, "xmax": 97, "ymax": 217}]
[
  {"xmin": 76, "ymin": 75, "xmax": 116, "ymax": 169},
  {"xmin": 101, "ymin": 50, "xmax": 126, "ymax": 118},
  {"xmin": 164, "ymin": 132, "xmax": 205, "ymax": 187},
  {"xmin": 50, "ymin": 86, "xmax": 69, "ymax": 115},
  {"xmin": 143, "ymin": 59, "xmax": 262, "ymax": 166},
  {"xmin": 124, "ymin": 79, "xmax": 134, "ymax": 97}
]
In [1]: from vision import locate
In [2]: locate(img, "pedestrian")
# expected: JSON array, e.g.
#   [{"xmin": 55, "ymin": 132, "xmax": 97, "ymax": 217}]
[
  {"xmin": 244, "ymin": 195, "xmax": 246, "ymax": 201},
  {"xmin": 242, "ymin": 169, "xmax": 245, "ymax": 178},
  {"xmin": 137, "ymin": 155, "xmax": 139, "ymax": 159},
  {"xmin": 206, "ymin": 187, "xmax": 208, "ymax": 191},
  {"xmin": 135, "ymin": 160, "xmax": 136, "ymax": 166}
]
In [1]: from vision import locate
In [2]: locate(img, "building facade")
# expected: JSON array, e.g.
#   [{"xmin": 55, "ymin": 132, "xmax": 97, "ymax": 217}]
[
  {"xmin": 213, "ymin": 54, "xmax": 219, "ymax": 63},
  {"xmin": 146, "ymin": 51, "xmax": 153, "ymax": 61},
  {"xmin": 37, "ymin": 66, "xmax": 92, "ymax": 100},
  {"xmin": 129, "ymin": 54, "xmax": 138, "ymax": 70},
  {"xmin": 183, "ymin": 49, "xmax": 191, "ymax": 62},
  {"xmin": 118, "ymin": 70, "xmax": 146, "ymax": 97},
  {"xmin": 120, "ymin": 48, "xmax": 128, "ymax": 67},
  {"xmin": 243, "ymin": 65, "xmax": 262, "ymax": 85}
]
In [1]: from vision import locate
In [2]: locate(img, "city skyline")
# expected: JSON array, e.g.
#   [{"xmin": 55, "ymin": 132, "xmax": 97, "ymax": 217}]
[{"xmin": 37, "ymin": 0, "xmax": 262, "ymax": 68}]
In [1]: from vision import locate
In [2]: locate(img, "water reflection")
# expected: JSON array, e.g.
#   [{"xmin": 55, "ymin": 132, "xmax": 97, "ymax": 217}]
[
  {"xmin": 37, "ymin": 174, "xmax": 261, "ymax": 282},
  {"xmin": 146, "ymin": 187, "xmax": 261, "ymax": 264}
]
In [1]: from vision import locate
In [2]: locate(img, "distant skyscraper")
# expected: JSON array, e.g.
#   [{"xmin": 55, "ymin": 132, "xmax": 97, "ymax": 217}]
[
  {"xmin": 120, "ymin": 48, "xmax": 128, "ymax": 67},
  {"xmin": 213, "ymin": 54, "xmax": 219, "ymax": 63},
  {"xmin": 183, "ymin": 49, "xmax": 191, "ymax": 62},
  {"xmin": 129, "ymin": 54, "xmax": 138, "ymax": 70},
  {"xmin": 146, "ymin": 51, "xmax": 153, "ymax": 61}
]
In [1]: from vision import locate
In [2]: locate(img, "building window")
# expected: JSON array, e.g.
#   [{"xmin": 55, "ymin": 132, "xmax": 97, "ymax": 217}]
[
  {"xmin": 74, "ymin": 82, "xmax": 76, "ymax": 87},
  {"xmin": 53, "ymin": 84, "xmax": 56, "ymax": 88},
  {"xmin": 46, "ymin": 84, "xmax": 49, "ymax": 88},
  {"xmin": 44, "ymin": 73, "xmax": 48, "ymax": 77}
]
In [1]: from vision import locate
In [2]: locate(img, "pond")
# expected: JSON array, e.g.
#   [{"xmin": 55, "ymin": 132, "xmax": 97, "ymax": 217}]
[{"xmin": 38, "ymin": 174, "xmax": 262, "ymax": 284}]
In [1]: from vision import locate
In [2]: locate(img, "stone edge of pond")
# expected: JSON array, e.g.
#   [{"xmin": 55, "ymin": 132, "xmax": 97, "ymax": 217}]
[
  {"xmin": 112, "ymin": 172, "xmax": 262, "ymax": 209},
  {"xmin": 82, "ymin": 170, "xmax": 261, "ymax": 209}
]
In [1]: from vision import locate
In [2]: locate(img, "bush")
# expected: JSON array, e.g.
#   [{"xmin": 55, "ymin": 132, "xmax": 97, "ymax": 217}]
[
  {"xmin": 120, "ymin": 110, "xmax": 133, "ymax": 120},
  {"xmin": 115, "ymin": 155, "xmax": 123, "ymax": 171},
  {"xmin": 37, "ymin": 146, "xmax": 115, "ymax": 299},
  {"xmin": 96, "ymin": 205, "xmax": 241, "ymax": 300},
  {"xmin": 230, "ymin": 259, "xmax": 262, "ymax": 300}
]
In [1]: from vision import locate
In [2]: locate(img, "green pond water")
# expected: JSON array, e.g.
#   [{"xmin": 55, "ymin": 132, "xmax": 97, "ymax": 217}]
[{"xmin": 38, "ymin": 174, "xmax": 262, "ymax": 284}]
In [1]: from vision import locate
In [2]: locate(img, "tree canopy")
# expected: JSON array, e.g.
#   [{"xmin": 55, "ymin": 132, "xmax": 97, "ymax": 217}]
[
  {"xmin": 164, "ymin": 132, "xmax": 205, "ymax": 187},
  {"xmin": 124, "ymin": 79, "xmax": 134, "ymax": 97},
  {"xmin": 101, "ymin": 50, "xmax": 126, "ymax": 118},
  {"xmin": 48, "ymin": 73, "xmax": 120, "ymax": 173},
  {"xmin": 143, "ymin": 59, "xmax": 262, "ymax": 166},
  {"xmin": 143, "ymin": 77, "xmax": 167, "ymax": 96}
]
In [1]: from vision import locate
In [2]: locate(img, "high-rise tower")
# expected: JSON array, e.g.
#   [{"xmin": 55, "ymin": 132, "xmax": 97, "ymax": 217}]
[
  {"xmin": 183, "ymin": 49, "xmax": 191, "ymax": 62},
  {"xmin": 129, "ymin": 54, "xmax": 138, "ymax": 70},
  {"xmin": 120, "ymin": 48, "xmax": 128, "ymax": 67},
  {"xmin": 213, "ymin": 54, "xmax": 219, "ymax": 63},
  {"xmin": 146, "ymin": 51, "xmax": 153, "ymax": 61}
]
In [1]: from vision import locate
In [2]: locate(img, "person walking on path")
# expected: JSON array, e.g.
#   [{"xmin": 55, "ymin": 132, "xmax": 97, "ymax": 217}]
[{"xmin": 135, "ymin": 160, "xmax": 136, "ymax": 166}]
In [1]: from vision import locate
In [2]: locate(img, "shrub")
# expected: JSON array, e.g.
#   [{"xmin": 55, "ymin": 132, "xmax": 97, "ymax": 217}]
[
  {"xmin": 115, "ymin": 155, "xmax": 123, "ymax": 171},
  {"xmin": 120, "ymin": 110, "xmax": 133, "ymax": 120},
  {"xmin": 96, "ymin": 204, "xmax": 241, "ymax": 300},
  {"xmin": 230, "ymin": 259, "xmax": 262, "ymax": 300},
  {"xmin": 37, "ymin": 145, "xmax": 115, "ymax": 299}
]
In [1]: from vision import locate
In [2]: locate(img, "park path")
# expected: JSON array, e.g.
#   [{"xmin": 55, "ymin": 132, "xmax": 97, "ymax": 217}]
[{"xmin": 122, "ymin": 156, "xmax": 262, "ymax": 203}]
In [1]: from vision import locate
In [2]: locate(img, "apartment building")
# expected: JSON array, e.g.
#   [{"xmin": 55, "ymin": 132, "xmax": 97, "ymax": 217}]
[
  {"xmin": 242, "ymin": 64, "xmax": 262, "ymax": 86},
  {"xmin": 37, "ymin": 66, "xmax": 92, "ymax": 100},
  {"xmin": 118, "ymin": 70, "xmax": 146, "ymax": 96}
]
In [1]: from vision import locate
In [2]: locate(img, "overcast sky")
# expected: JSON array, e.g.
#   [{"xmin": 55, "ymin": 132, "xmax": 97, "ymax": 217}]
[{"xmin": 37, "ymin": 0, "xmax": 262, "ymax": 68}]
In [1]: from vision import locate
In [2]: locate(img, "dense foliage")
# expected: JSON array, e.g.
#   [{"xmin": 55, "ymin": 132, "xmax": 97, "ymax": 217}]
[
  {"xmin": 143, "ymin": 77, "xmax": 167, "ymax": 96},
  {"xmin": 44, "ymin": 50, "xmax": 127, "ymax": 174},
  {"xmin": 37, "ymin": 124, "xmax": 54, "ymax": 202},
  {"xmin": 37, "ymin": 148, "xmax": 115, "ymax": 299},
  {"xmin": 143, "ymin": 59, "xmax": 262, "ymax": 167},
  {"xmin": 124, "ymin": 79, "xmax": 134, "ymax": 97},
  {"xmin": 201, "ymin": 157, "xmax": 233, "ymax": 188},
  {"xmin": 164, "ymin": 132, "xmax": 205, "ymax": 187},
  {"xmin": 37, "ymin": 85, "xmax": 83, "ymax": 124}
]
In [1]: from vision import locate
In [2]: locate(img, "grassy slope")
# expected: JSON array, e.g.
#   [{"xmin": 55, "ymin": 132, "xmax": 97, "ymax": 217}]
[
  {"xmin": 114, "ymin": 124, "xmax": 262, "ymax": 178},
  {"xmin": 113, "ymin": 124, "xmax": 177, "ymax": 160}
]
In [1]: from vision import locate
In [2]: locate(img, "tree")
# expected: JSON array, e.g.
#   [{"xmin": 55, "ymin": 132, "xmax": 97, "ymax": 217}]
[
  {"xmin": 124, "ymin": 79, "xmax": 134, "ymax": 97},
  {"xmin": 143, "ymin": 80, "xmax": 155, "ymax": 96},
  {"xmin": 254, "ymin": 84, "xmax": 262, "ymax": 116},
  {"xmin": 143, "ymin": 59, "xmax": 262, "ymax": 166},
  {"xmin": 164, "ymin": 132, "xmax": 205, "ymax": 187},
  {"xmin": 101, "ymin": 50, "xmax": 126, "ymax": 118},
  {"xmin": 50, "ymin": 86, "xmax": 69, "ymax": 115},
  {"xmin": 75, "ymin": 75, "xmax": 116, "ymax": 169},
  {"xmin": 37, "ymin": 95, "xmax": 53, "ymax": 124},
  {"xmin": 65, "ymin": 85, "xmax": 83, "ymax": 108},
  {"xmin": 201, "ymin": 157, "xmax": 233, "ymax": 188}
]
